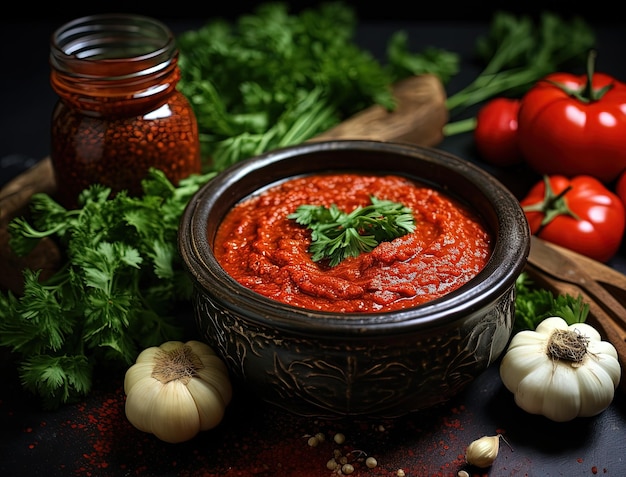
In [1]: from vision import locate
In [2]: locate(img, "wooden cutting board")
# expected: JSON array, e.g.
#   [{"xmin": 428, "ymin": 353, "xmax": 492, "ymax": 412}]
[{"xmin": 0, "ymin": 74, "xmax": 448, "ymax": 294}]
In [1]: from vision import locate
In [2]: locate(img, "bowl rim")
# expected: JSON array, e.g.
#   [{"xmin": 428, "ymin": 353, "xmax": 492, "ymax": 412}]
[{"xmin": 179, "ymin": 140, "xmax": 530, "ymax": 337}]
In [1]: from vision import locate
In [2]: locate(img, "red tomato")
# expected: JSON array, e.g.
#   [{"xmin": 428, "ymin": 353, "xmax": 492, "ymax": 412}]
[
  {"xmin": 521, "ymin": 175, "xmax": 625, "ymax": 262},
  {"xmin": 517, "ymin": 68, "xmax": 626, "ymax": 183},
  {"xmin": 473, "ymin": 98, "xmax": 523, "ymax": 166},
  {"xmin": 617, "ymin": 171, "xmax": 626, "ymax": 209}
]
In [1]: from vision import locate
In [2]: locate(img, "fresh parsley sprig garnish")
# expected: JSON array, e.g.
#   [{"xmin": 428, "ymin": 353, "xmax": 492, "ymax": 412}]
[{"xmin": 288, "ymin": 196, "xmax": 415, "ymax": 267}]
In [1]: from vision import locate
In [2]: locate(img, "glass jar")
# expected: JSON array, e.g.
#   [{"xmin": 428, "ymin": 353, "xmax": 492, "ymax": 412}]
[{"xmin": 49, "ymin": 14, "xmax": 202, "ymax": 208}]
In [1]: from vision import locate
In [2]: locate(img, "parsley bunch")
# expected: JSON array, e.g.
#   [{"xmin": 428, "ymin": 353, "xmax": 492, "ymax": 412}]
[
  {"xmin": 514, "ymin": 272, "xmax": 590, "ymax": 333},
  {"xmin": 0, "ymin": 169, "xmax": 215, "ymax": 409},
  {"xmin": 288, "ymin": 196, "xmax": 415, "ymax": 267},
  {"xmin": 176, "ymin": 2, "xmax": 459, "ymax": 170}
]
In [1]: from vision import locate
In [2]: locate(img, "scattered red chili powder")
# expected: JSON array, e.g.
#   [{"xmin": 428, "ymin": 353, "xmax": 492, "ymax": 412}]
[
  {"xmin": 24, "ymin": 378, "xmax": 476, "ymax": 477},
  {"xmin": 2, "ymin": 368, "xmax": 616, "ymax": 476}
]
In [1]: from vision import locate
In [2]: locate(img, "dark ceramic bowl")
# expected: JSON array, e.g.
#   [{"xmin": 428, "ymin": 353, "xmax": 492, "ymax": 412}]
[{"xmin": 178, "ymin": 140, "xmax": 530, "ymax": 418}]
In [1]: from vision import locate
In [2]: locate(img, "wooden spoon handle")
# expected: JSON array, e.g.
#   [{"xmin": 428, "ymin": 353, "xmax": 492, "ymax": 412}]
[{"xmin": 534, "ymin": 238, "xmax": 626, "ymax": 294}]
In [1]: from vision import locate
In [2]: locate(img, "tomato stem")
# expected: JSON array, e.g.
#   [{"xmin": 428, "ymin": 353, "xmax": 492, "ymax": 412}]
[
  {"xmin": 522, "ymin": 175, "xmax": 580, "ymax": 235},
  {"xmin": 545, "ymin": 50, "xmax": 613, "ymax": 104}
]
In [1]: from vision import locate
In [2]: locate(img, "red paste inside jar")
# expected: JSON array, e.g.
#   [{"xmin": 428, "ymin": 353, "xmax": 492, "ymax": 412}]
[{"xmin": 213, "ymin": 173, "xmax": 492, "ymax": 312}]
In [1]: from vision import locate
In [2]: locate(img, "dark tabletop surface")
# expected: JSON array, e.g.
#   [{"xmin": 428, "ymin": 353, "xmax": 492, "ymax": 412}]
[{"xmin": 1, "ymin": 4, "xmax": 626, "ymax": 477}]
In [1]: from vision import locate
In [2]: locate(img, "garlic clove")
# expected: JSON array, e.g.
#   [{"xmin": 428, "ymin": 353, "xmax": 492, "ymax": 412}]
[
  {"xmin": 124, "ymin": 376, "xmax": 163, "ymax": 433},
  {"xmin": 123, "ymin": 361, "xmax": 154, "ymax": 394},
  {"xmin": 465, "ymin": 435, "xmax": 500, "ymax": 468},
  {"xmin": 188, "ymin": 340, "xmax": 219, "ymax": 358},
  {"xmin": 149, "ymin": 380, "xmax": 201, "ymax": 443},
  {"xmin": 195, "ymin": 365, "xmax": 233, "ymax": 404},
  {"xmin": 575, "ymin": 360, "xmax": 619, "ymax": 417},
  {"xmin": 134, "ymin": 346, "xmax": 161, "ymax": 364},
  {"xmin": 186, "ymin": 378, "xmax": 228, "ymax": 430}
]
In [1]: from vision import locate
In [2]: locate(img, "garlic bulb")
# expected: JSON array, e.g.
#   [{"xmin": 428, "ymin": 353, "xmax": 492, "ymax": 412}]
[
  {"xmin": 124, "ymin": 340, "xmax": 233, "ymax": 443},
  {"xmin": 465, "ymin": 435, "xmax": 501, "ymax": 468},
  {"xmin": 499, "ymin": 316, "xmax": 621, "ymax": 422}
]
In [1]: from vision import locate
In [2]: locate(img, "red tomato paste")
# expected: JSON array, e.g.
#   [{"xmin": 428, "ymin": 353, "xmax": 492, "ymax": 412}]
[{"xmin": 213, "ymin": 173, "xmax": 492, "ymax": 312}]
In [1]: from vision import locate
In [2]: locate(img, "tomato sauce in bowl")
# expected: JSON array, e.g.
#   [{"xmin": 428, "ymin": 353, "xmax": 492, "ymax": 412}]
[
  {"xmin": 179, "ymin": 140, "xmax": 530, "ymax": 418},
  {"xmin": 214, "ymin": 173, "xmax": 492, "ymax": 312}
]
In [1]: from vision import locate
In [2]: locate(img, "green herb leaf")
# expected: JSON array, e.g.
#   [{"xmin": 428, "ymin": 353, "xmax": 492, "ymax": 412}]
[
  {"xmin": 514, "ymin": 272, "xmax": 590, "ymax": 332},
  {"xmin": 386, "ymin": 31, "xmax": 460, "ymax": 85},
  {"xmin": 19, "ymin": 354, "xmax": 92, "ymax": 410},
  {"xmin": 0, "ymin": 168, "xmax": 216, "ymax": 409},
  {"xmin": 444, "ymin": 11, "xmax": 595, "ymax": 131},
  {"xmin": 176, "ymin": 2, "xmax": 460, "ymax": 171},
  {"xmin": 288, "ymin": 196, "xmax": 415, "ymax": 267}
]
